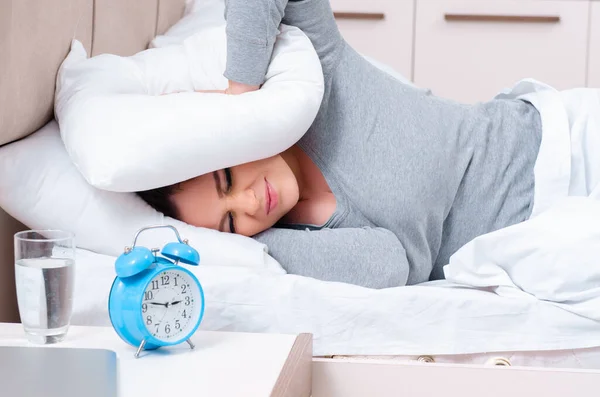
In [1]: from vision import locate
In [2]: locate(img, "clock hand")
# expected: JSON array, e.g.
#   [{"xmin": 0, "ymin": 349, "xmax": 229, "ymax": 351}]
[
  {"xmin": 148, "ymin": 302, "xmax": 168, "ymax": 307},
  {"xmin": 171, "ymin": 300, "xmax": 182, "ymax": 306}
]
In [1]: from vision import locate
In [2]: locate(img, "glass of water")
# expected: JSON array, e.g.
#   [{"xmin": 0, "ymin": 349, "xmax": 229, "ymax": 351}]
[{"xmin": 14, "ymin": 230, "xmax": 75, "ymax": 344}]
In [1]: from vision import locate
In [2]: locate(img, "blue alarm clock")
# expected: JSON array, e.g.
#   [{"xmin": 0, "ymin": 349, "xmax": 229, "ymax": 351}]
[{"xmin": 108, "ymin": 225, "xmax": 205, "ymax": 358}]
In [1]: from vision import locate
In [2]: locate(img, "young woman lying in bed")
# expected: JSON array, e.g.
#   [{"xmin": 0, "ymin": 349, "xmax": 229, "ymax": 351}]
[{"xmin": 138, "ymin": 0, "xmax": 596, "ymax": 289}]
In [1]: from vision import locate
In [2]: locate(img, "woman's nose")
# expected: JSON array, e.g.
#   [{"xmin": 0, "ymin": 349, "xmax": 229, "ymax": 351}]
[{"xmin": 232, "ymin": 188, "xmax": 260, "ymax": 216}]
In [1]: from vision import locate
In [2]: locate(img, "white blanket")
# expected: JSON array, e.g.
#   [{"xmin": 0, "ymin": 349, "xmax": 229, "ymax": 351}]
[
  {"xmin": 445, "ymin": 197, "xmax": 600, "ymax": 321},
  {"xmin": 72, "ymin": 248, "xmax": 600, "ymax": 356},
  {"xmin": 445, "ymin": 84, "xmax": 600, "ymax": 322}
]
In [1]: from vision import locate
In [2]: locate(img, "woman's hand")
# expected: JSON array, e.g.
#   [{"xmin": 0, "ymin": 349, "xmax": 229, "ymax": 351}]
[
  {"xmin": 194, "ymin": 81, "xmax": 260, "ymax": 96},
  {"xmin": 194, "ymin": 89, "xmax": 226, "ymax": 94},
  {"xmin": 225, "ymin": 80, "xmax": 260, "ymax": 95}
]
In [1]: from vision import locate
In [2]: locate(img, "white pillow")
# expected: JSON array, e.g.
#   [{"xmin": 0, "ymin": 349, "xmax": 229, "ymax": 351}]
[
  {"xmin": 0, "ymin": 121, "xmax": 284, "ymax": 274},
  {"xmin": 150, "ymin": 0, "xmax": 227, "ymax": 48},
  {"xmin": 54, "ymin": 22, "xmax": 324, "ymax": 192}
]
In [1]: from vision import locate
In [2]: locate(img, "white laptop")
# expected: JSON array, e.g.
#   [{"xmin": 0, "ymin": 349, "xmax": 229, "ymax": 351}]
[{"xmin": 0, "ymin": 346, "xmax": 118, "ymax": 397}]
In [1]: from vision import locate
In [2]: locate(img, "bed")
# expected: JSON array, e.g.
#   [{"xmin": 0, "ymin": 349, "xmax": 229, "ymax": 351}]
[{"xmin": 2, "ymin": 0, "xmax": 600, "ymax": 394}]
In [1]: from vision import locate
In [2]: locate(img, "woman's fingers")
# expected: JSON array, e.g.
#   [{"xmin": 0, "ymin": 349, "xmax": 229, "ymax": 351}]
[
  {"xmin": 195, "ymin": 89, "xmax": 227, "ymax": 94},
  {"xmin": 225, "ymin": 80, "xmax": 260, "ymax": 95}
]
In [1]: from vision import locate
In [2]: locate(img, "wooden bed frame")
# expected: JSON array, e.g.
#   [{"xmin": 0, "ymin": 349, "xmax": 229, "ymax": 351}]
[{"xmin": 311, "ymin": 357, "xmax": 600, "ymax": 397}]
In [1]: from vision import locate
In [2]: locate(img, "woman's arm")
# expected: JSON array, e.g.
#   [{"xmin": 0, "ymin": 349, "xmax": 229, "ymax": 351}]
[
  {"xmin": 282, "ymin": 0, "xmax": 344, "ymax": 77},
  {"xmin": 224, "ymin": 0, "xmax": 344, "ymax": 87},
  {"xmin": 224, "ymin": 0, "xmax": 287, "ymax": 86},
  {"xmin": 253, "ymin": 227, "xmax": 411, "ymax": 289}
]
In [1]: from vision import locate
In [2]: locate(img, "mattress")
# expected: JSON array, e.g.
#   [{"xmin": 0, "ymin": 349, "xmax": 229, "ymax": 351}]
[{"xmin": 71, "ymin": 248, "xmax": 600, "ymax": 361}]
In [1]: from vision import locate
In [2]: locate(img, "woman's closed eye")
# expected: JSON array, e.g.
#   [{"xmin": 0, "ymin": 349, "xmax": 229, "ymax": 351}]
[
  {"xmin": 224, "ymin": 168, "xmax": 237, "ymax": 234},
  {"xmin": 213, "ymin": 168, "xmax": 237, "ymax": 233},
  {"xmin": 224, "ymin": 167, "xmax": 233, "ymax": 193}
]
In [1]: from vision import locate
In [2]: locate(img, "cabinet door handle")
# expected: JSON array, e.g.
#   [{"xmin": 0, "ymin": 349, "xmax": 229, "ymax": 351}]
[
  {"xmin": 333, "ymin": 12, "xmax": 385, "ymax": 21},
  {"xmin": 444, "ymin": 14, "xmax": 560, "ymax": 23}
]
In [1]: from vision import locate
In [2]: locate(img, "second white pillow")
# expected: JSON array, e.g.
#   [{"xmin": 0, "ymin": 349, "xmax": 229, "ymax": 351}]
[{"xmin": 0, "ymin": 121, "xmax": 284, "ymax": 273}]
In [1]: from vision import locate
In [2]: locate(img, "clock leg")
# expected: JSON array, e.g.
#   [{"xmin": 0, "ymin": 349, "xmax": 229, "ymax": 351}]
[
  {"xmin": 186, "ymin": 339, "xmax": 195, "ymax": 350},
  {"xmin": 135, "ymin": 339, "xmax": 147, "ymax": 359}
]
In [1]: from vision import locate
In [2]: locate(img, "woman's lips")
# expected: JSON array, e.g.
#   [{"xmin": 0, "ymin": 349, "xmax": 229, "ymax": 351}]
[{"xmin": 265, "ymin": 178, "xmax": 278, "ymax": 215}]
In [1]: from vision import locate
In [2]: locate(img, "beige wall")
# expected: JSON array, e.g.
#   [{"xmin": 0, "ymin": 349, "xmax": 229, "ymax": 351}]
[{"xmin": 0, "ymin": 208, "xmax": 24, "ymax": 323}]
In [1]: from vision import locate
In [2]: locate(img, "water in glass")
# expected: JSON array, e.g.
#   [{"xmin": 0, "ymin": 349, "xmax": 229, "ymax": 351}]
[{"xmin": 15, "ymin": 257, "xmax": 75, "ymax": 343}]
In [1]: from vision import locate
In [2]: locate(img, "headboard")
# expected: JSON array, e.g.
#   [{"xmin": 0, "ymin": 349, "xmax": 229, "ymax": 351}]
[{"xmin": 0, "ymin": 0, "xmax": 187, "ymax": 323}]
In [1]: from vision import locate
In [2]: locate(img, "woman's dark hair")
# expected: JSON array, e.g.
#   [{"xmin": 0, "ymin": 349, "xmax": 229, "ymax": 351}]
[{"xmin": 137, "ymin": 184, "xmax": 180, "ymax": 219}]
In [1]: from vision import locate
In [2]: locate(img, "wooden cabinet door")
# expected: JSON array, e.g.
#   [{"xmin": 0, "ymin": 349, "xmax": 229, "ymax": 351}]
[
  {"xmin": 413, "ymin": 0, "xmax": 589, "ymax": 103},
  {"xmin": 330, "ymin": 0, "xmax": 415, "ymax": 79},
  {"xmin": 588, "ymin": 1, "xmax": 600, "ymax": 88}
]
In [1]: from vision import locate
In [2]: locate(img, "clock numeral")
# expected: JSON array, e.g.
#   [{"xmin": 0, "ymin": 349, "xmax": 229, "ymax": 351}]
[
  {"xmin": 175, "ymin": 320, "xmax": 180, "ymax": 330},
  {"xmin": 146, "ymin": 316, "xmax": 152, "ymax": 325},
  {"xmin": 165, "ymin": 324, "xmax": 171, "ymax": 334},
  {"xmin": 182, "ymin": 310, "xmax": 187, "ymax": 319},
  {"xmin": 144, "ymin": 291, "xmax": 153, "ymax": 301},
  {"xmin": 161, "ymin": 275, "xmax": 170, "ymax": 286},
  {"xmin": 185, "ymin": 296, "xmax": 191, "ymax": 306},
  {"xmin": 142, "ymin": 303, "xmax": 147, "ymax": 313},
  {"xmin": 151, "ymin": 280, "xmax": 159, "ymax": 290},
  {"xmin": 181, "ymin": 284, "xmax": 187, "ymax": 294},
  {"xmin": 155, "ymin": 324, "xmax": 160, "ymax": 333},
  {"xmin": 174, "ymin": 277, "xmax": 178, "ymax": 287}
]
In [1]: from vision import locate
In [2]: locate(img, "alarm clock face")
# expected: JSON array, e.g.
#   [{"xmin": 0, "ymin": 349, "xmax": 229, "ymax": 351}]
[{"xmin": 141, "ymin": 268, "xmax": 202, "ymax": 342}]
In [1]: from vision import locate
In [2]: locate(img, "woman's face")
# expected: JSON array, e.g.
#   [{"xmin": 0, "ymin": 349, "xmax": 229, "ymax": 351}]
[{"xmin": 171, "ymin": 155, "xmax": 299, "ymax": 237}]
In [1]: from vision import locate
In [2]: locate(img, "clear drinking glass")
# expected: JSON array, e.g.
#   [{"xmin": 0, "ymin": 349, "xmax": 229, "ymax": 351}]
[{"xmin": 14, "ymin": 230, "xmax": 75, "ymax": 344}]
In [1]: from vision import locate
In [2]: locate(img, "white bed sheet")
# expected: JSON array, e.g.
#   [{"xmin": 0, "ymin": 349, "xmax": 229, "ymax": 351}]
[{"xmin": 72, "ymin": 248, "xmax": 600, "ymax": 357}]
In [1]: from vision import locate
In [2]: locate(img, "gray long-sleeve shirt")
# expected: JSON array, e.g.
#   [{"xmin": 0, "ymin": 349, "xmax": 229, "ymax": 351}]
[{"xmin": 224, "ymin": 0, "xmax": 542, "ymax": 288}]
